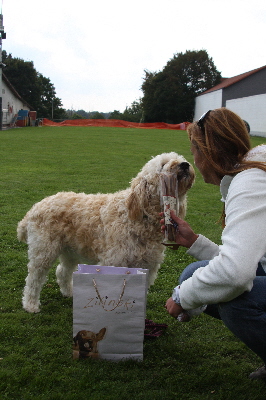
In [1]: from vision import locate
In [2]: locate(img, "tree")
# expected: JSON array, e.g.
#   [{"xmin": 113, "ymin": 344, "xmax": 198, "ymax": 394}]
[
  {"xmin": 122, "ymin": 99, "xmax": 143, "ymax": 122},
  {"xmin": 141, "ymin": 50, "xmax": 221, "ymax": 123},
  {"xmin": 141, "ymin": 71, "xmax": 168, "ymax": 122},
  {"xmin": 109, "ymin": 99, "xmax": 143, "ymax": 122},
  {"xmin": 71, "ymin": 113, "xmax": 85, "ymax": 119},
  {"xmin": 38, "ymin": 73, "xmax": 65, "ymax": 119},
  {"xmin": 90, "ymin": 111, "xmax": 105, "ymax": 119},
  {"xmin": 2, "ymin": 51, "xmax": 66, "ymax": 119},
  {"xmin": 75, "ymin": 109, "xmax": 90, "ymax": 118},
  {"xmin": 109, "ymin": 110, "xmax": 124, "ymax": 120}
]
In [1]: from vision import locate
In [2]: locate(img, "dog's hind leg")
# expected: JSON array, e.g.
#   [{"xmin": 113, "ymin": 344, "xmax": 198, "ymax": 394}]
[
  {"xmin": 56, "ymin": 250, "xmax": 79, "ymax": 297},
  {"xmin": 22, "ymin": 240, "xmax": 60, "ymax": 313},
  {"xmin": 23, "ymin": 261, "xmax": 53, "ymax": 313}
]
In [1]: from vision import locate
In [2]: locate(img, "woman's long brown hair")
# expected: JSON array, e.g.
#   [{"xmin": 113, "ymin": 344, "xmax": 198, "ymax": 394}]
[{"xmin": 187, "ymin": 108, "xmax": 266, "ymax": 226}]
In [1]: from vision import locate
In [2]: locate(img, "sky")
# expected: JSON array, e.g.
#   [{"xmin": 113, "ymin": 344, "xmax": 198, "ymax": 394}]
[{"xmin": 2, "ymin": 0, "xmax": 266, "ymax": 113}]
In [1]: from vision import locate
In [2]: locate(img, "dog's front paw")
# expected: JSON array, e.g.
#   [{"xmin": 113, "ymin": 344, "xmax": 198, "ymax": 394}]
[
  {"xmin": 22, "ymin": 295, "xmax": 41, "ymax": 313},
  {"xmin": 23, "ymin": 303, "xmax": 41, "ymax": 313}
]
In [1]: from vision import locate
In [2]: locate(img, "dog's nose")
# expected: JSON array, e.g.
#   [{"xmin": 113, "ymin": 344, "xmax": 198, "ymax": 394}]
[{"xmin": 180, "ymin": 162, "xmax": 190, "ymax": 170}]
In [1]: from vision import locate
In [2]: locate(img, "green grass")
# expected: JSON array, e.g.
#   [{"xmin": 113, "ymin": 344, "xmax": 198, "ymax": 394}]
[{"xmin": 0, "ymin": 126, "xmax": 266, "ymax": 399}]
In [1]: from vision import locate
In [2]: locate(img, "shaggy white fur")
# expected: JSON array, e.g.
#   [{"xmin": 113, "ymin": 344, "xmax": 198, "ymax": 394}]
[{"xmin": 18, "ymin": 152, "xmax": 195, "ymax": 313}]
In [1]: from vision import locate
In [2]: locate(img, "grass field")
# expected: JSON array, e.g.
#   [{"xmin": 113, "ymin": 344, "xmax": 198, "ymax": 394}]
[{"xmin": 0, "ymin": 126, "xmax": 266, "ymax": 399}]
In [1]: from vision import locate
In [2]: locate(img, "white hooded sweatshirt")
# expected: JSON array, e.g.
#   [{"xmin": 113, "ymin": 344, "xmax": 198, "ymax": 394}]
[{"xmin": 179, "ymin": 145, "xmax": 266, "ymax": 310}]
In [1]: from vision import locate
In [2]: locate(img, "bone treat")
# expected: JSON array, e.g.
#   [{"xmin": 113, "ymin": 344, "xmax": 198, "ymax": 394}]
[{"xmin": 159, "ymin": 172, "xmax": 179, "ymax": 245}]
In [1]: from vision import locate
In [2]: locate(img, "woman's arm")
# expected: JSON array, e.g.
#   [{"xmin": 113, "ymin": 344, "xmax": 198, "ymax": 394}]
[{"xmin": 180, "ymin": 169, "xmax": 266, "ymax": 310}]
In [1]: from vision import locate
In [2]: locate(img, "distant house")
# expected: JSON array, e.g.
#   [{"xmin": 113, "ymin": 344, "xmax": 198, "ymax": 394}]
[
  {"xmin": 194, "ymin": 65, "xmax": 266, "ymax": 137},
  {"xmin": 1, "ymin": 72, "xmax": 33, "ymax": 126}
]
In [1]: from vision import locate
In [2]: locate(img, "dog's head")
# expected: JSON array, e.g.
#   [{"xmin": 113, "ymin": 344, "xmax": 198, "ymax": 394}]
[
  {"xmin": 73, "ymin": 328, "xmax": 106, "ymax": 358},
  {"xmin": 126, "ymin": 152, "xmax": 195, "ymax": 221}
]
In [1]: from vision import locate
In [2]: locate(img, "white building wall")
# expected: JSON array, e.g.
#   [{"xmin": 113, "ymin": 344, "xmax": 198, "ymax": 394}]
[
  {"xmin": 194, "ymin": 89, "xmax": 223, "ymax": 121},
  {"xmin": 226, "ymin": 94, "xmax": 266, "ymax": 137},
  {"xmin": 2, "ymin": 80, "xmax": 30, "ymax": 125}
]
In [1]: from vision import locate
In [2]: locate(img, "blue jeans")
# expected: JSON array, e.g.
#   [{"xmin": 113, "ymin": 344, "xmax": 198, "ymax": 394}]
[{"xmin": 179, "ymin": 261, "xmax": 266, "ymax": 364}]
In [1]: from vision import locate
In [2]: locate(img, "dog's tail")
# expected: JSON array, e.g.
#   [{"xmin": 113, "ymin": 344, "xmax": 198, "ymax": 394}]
[{"xmin": 17, "ymin": 216, "xmax": 28, "ymax": 243}]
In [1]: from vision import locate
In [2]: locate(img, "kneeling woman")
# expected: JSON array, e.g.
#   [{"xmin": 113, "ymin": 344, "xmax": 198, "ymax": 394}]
[{"xmin": 163, "ymin": 108, "xmax": 266, "ymax": 381}]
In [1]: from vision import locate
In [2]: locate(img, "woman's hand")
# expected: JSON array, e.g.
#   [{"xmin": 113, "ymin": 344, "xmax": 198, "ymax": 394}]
[
  {"xmin": 165, "ymin": 298, "xmax": 191, "ymax": 322},
  {"xmin": 160, "ymin": 210, "xmax": 199, "ymax": 249}
]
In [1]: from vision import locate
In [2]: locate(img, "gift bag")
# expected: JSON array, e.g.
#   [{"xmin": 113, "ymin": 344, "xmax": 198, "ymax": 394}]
[{"xmin": 73, "ymin": 265, "xmax": 149, "ymax": 361}]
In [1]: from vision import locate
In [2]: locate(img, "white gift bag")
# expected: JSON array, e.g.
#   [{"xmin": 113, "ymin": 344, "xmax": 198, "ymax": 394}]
[{"xmin": 73, "ymin": 265, "xmax": 149, "ymax": 361}]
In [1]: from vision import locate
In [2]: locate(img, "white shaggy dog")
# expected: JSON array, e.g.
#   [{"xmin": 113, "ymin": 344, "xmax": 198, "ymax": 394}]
[{"xmin": 18, "ymin": 152, "xmax": 195, "ymax": 313}]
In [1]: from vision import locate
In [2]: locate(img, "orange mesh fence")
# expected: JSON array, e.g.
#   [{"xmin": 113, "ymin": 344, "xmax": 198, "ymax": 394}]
[{"xmin": 42, "ymin": 118, "xmax": 190, "ymax": 130}]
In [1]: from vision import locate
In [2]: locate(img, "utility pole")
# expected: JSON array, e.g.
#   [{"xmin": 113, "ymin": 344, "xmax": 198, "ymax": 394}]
[{"xmin": 0, "ymin": 12, "xmax": 6, "ymax": 131}]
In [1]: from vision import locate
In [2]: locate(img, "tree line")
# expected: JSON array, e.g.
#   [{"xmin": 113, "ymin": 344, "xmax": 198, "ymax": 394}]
[
  {"xmin": 67, "ymin": 100, "xmax": 143, "ymax": 122},
  {"xmin": 2, "ymin": 49, "xmax": 221, "ymax": 123}
]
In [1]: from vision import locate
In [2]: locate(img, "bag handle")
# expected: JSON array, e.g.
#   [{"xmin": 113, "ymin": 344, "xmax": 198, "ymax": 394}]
[{"xmin": 93, "ymin": 278, "xmax": 126, "ymax": 312}]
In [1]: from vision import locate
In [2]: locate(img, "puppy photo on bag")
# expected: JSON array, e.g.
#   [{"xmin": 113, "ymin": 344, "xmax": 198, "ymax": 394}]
[{"xmin": 73, "ymin": 328, "xmax": 106, "ymax": 359}]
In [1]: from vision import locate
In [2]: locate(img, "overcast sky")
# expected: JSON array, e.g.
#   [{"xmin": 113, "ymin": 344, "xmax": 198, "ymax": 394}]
[{"xmin": 2, "ymin": 0, "xmax": 266, "ymax": 113}]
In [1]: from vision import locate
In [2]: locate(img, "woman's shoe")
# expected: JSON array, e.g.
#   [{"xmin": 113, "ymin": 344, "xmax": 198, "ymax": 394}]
[{"xmin": 249, "ymin": 366, "xmax": 266, "ymax": 381}]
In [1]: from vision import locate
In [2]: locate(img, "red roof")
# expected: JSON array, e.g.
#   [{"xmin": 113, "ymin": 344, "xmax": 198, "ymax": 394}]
[{"xmin": 201, "ymin": 65, "xmax": 266, "ymax": 95}]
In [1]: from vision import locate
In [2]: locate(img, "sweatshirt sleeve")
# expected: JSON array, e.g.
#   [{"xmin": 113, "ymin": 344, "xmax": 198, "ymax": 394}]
[
  {"xmin": 179, "ymin": 169, "xmax": 266, "ymax": 310},
  {"xmin": 187, "ymin": 234, "xmax": 220, "ymax": 260}
]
